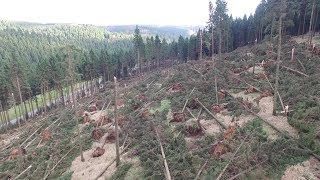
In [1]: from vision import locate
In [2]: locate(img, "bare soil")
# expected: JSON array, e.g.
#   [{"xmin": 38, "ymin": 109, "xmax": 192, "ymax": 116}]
[{"xmin": 282, "ymin": 157, "xmax": 320, "ymax": 180}]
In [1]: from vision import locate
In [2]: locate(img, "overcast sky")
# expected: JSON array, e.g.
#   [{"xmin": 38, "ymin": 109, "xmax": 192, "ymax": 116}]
[{"xmin": 0, "ymin": 0, "xmax": 261, "ymax": 26}]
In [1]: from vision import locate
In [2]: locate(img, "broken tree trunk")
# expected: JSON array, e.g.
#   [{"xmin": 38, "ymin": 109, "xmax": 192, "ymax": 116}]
[
  {"xmin": 280, "ymin": 65, "xmax": 310, "ymax": 77},
  {"xmin": 114, "ymin": 76, "xmax": 120, "ymax": 167},
  {"xmin": 182, "ymin": 87, "xmax": 195, "ymax": 113},
  {"xmin": 194, "ymin": 159, "xmax": 209, "ymax": 180},
  {"xmin": 226, "ymin": 90, "xmax": 320, "ymax": 161},
  {"xmin": 273, "ymin": 13, "xmax": 284, "ymax": 116},
  {"xmin": 229, "ymin": 72, "xmax": 262, "ymax": 93},
  {"xmin": 154, "ymin": 127, "xmax": 172, "ymax": 180},
  {"xmin": 14, "ymin": 165, "xmax": 32, "ymax": 180},
  {"xmin": 216, "ymin": 137, "xmax": 246, "ymax": 180},
  {"xmin": 196, "ymin": 99, "xmax": 227, "ymax": 129},
  {"xmin": 43, "ymin": 145, "xmax": 76, "ymax": 180}
]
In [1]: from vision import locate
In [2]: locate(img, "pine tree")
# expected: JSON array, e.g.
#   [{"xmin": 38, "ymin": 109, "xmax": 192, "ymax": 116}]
[{"xmin": 134, "ymin": 26, "xmax": 144, "ymax": 75}]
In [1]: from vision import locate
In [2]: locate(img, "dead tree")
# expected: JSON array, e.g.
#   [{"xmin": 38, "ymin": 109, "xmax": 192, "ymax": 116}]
[
  {"xmin": 114, "ymin": 76, "xmax": 120, "ymax": 166},
  {"xmin": 273, "ymin": 13, "xmax": 285, "ymax": 116}
]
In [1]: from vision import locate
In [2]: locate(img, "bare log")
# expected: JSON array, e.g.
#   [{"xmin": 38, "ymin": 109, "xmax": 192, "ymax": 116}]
[
  {"xmin": 154, "ymin": 127, "xmax": 172, "ymax": 180},
  {"xmin": 216, "ymin": 138, "xmax": 246, "ymax": 180},
  {"xmin": 14, "ymin": 165, "xmax": 32, "ymax": 180},
  {"xmin": 20, "ymin": 124, "xmax": 45, "ymax": 147},
  {"xmin": 227, "ymin": 160, "xmax": 267, "ymax": 180},
  {"xmin": 42, "ymin": 145, "xmax": 76, "ymax": 180},
  {"xmin": 196, "ymin": 99, "xmax": 227, "ymax": 129},
  {"xmin": 226, "ymin": 90, "xmax": 320, "ymax": 161},
  {"xmin": 194, "ymin": 159, "xmax": 209, "ymax": 180},
  {"xmin": 182, "ymin": 87, "xmax": 196, "ymax": 113},
  {"xmin": 280, "ymin": 65, "xmax": 310, "ymax": 77},
  {"xmin": 229, "ymin": 72, "xmax": 263, "ymax": 93}
]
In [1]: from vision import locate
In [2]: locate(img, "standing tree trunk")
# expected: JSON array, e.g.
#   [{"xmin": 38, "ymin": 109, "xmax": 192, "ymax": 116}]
[
  {"xmin": 42, "ymin": 83, "xmax": 47, "ymax": 113},
  {"xmin": 215, "ymin": 73, "xmax": 219, "ymax": 104},
  {"xmin": 23, "ymin": 101, "xmax": 28, "ymax": 120},
  {"xmin": 114, "ymin": 77, "xmax": 120, "ymax": 167},
  {"xmin": 211, "ymin": 29, "xmax": 214, "ymax": 61},
  {"xmin": 270, "ymin": 15, "xmax": 275, "ymax": 43},
  {"xmin": 16, "ymin": 77, "xmax": 25, "ymax": 122},
  {"xmin": 273, "ymin": 14, "xmax": 284, "ymax": 116},
  {"xmin": 312, "ymin": 6, "xmax": 319, "ymax": 37},
  {"xmin": 199, "ymin": 29, "xmax": 203, "ymax": 61},
  {"xmin": 35, "ymin": 96, "xmax": 39, "ymax": 115},
  {"xmin": 137, "ymin": 50, "xmax": 141, "ymax": 77},
  {"xmin": 219, "ymin": 28, "xmax": 222, "ymax": 62},
  {"xmin": 308, "ymin": 0, "xmax": 316, "ymax": 44},
  {"xmin": 5, "ymin": 107, "xmax": 10, "ymax": 127},
  {"xmin": 0, "ymin": 101, "xmax": 7, "ymax": 132},
  {"xmin": 29, "ymin": 92, "xmax": 35, "ymax": 118},
  {"xmin": 12, "ymin": 93, "xmax": 20, "ymax": 127},
  {"xmin": 302, "ymin": 6, "xmax": 307, "ymax": 37}
]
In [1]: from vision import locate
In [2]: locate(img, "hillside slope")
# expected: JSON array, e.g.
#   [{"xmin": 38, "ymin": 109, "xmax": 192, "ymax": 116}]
[{"xmin": 0, "ymin": 35, "xmax": 319, "ymax": 179}]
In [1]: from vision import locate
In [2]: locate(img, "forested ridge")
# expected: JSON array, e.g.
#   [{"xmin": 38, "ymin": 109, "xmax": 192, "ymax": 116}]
[
  {"xmin": 0, "ymin": 0, "xmax": 319, "ymax": 133},
  {"xmin": 0, "ymin": 0, "xmax": 320, "ymax": 179}
]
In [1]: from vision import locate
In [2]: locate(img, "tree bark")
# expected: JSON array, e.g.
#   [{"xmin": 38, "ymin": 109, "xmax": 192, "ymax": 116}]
[
  {"xmin": 219, "ymin": 28, "xmax": 222, "ymax": 62},
  {"xmin": 270, "ymin": 15, "xmax": 275, "ymax": 43},
  {"xmin": 42, "ymin": 83, "xmax": 47, "ymax": 113},
  {"xmin": 308, "ymin": 0, "xmax": 316, "ymax": 44},
  {"xmin": 273, "ymin": 14, "xmax": 284, "ymax": 116},
  {"xmin": 16, "ymin": 77, "xmax": 25, "ymax": 122},
  {"xmin": 12, "ymin": 93, "xmax": 20, "ymax": 127},
  {"xmin": 114, "ymin": 77, "xmax": 120, "ymax": 167},
  {"xmin": 312, "ymin": 5, "xmax": 319, "ymax": 37},
  {"xmin": 199, "ymin": 29, "xmax": 203, "ymax": 61},
  {"xmin": 302, "ymin": 4, "xmax": 307, "ymax": 37},
  {"xmin": 211, "ymin": 28, "xmax": 214, "ymax": 61}
]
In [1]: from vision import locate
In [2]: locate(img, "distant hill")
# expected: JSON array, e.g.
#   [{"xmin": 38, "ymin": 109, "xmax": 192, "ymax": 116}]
[{"xmin": 105, "ymin": 25, "xmax": 202, "ymax": 41}]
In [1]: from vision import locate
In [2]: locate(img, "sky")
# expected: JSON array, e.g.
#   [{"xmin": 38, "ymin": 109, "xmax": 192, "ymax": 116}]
[{"xmin": 0, "ymin": 0, "xmax": 261, "ymax": 26}]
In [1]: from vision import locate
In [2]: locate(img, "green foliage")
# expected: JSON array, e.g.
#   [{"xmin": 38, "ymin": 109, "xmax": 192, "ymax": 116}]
[{"xmin": 110, "ymin": 163, "xmax": 133, "ymax": 180}]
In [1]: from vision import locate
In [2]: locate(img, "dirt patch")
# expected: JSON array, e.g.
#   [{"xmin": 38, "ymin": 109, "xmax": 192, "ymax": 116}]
[
  {"xmin": 247, "ymin": 66, "xmax": 264, "ymax": 74},
  {"xmin": 215, "ymin": 110, "xmax": 256, "ymax": 128},
  {"xmin": 70, "ymin": 140, "xmax": 117, "ymax": 180},
  {"xmin": 258, "ymin": 97, "xmax": 298, "ymax": 138},
  {"xmin": 200, "ymin": 119, "xmax": 222, "ymax": 135},
  {"xmin": 231, "ymin": 91, "xmax": 261, "ymax": 105},
  {"xmin": 282, "ymin": 157, "xmax": 320, "ymax": 180}
]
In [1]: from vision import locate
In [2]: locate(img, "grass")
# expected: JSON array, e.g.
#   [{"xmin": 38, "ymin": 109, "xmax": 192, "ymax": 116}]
[
  {"xmin": 3, "ymin": 81, "xmax": 88, "ymax": 123},
  {"xmin": 110, "ymin": 163, "xmax": 133, "ymax": 180}
]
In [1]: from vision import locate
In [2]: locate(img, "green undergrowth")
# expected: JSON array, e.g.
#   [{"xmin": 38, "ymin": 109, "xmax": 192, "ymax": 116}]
[
  {"xmin": 289, "ymin": 100, "xmax": 320, "ymax": 155},
  {"xmin": 110, "ymin": 162, "xmax": 133, "ymax": 180}
]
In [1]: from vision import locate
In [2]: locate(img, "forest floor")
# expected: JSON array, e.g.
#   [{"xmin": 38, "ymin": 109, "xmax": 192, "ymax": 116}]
[{"xmin": 0, "ymin": 35, "xmax": 320, "ymax": 179}]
